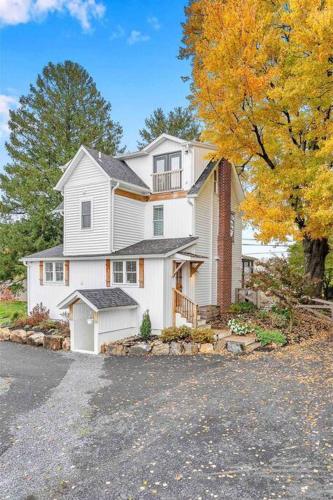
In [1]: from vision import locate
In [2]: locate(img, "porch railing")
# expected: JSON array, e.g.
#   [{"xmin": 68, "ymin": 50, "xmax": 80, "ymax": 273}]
[
  {"xmin": 172, "ymin": 288, "xmax": 198, "ymax": 328},
  {"xmin": 152, "ymin": 170, "xmax": 182, "ymax": 193}
]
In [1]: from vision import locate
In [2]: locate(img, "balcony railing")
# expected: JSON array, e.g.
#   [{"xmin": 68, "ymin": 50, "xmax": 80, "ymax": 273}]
[{"xmin": 152, "ymin": 169, "xmax": 182, "ymax": 193}]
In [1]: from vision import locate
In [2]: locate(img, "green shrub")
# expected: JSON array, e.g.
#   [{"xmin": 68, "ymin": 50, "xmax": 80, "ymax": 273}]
[
  {"xmin": 271, "ymin": 305, "xmax": 291, "ymax": 320},
  {"xmin": 270, "ymin": 312, "xmax": 289, "ymax": 328},
  {"xmin": 161, "ymin": 325, "xmax": 191, "ymax": 342},
  {"xmin": 227, "ymin": 318, "xmax": 255, "ymax": 336},
  {"xmin": 229, "ymin": 301, "xmax": 256, "ymax": 314},
  {"xmin": 190, "ymin": 327, "xmax": 214, "ymax": 344},
  {"xmin": 140, "ymin": 310, "xmax": 152, "ymax": 341},
  {"xmin": 256, "ymin": 309, "xmax": 269, "ymax": 320},
  {"xmin": 255, "ymin": 328, "xmax": 287, "ymax": 347}
]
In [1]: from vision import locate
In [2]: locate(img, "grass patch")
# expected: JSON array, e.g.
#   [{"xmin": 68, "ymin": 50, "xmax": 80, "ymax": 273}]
[{"xmin": 0, "ymin": 301, "xmax": 26, "ymax": 325}]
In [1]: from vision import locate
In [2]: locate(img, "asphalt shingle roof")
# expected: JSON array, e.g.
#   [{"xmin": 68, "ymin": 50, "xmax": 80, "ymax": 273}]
[
  {"xmin": 78, "ymin": 288, "xmax": 138, "ymax": 310},
  {"xmin": 188, "ymin": 160, "xmax": 217, "ymax": 196},
  {"xmin": 112, "ymin": 237, "xmax": 198, "ymax": 256},
  {"xmin": 85, "ymin": 147, "xmax": 150, "ymax": 190},
  {"xmin": 23, "ymin": 237, "xmax": 198, "ymax": 260}
]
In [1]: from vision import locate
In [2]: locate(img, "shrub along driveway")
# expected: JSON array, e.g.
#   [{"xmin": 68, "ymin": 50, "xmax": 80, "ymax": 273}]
[{"xmin": 0, "ymin": 340, "xmax": 332, "ymax": 499}]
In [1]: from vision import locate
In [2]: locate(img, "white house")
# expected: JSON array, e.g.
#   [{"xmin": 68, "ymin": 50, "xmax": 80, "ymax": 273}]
[{"xmin": 23, "ymin": 134, "xmax": 244, "ymax": 354}]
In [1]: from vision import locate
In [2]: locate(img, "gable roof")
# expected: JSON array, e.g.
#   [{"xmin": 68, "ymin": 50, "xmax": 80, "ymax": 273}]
[
  {"xmin": 22, "ymin": 237, "xmax": 198, "ymax": 261},
  {"xmin": 117, "ymin": 133, "xmax": 217, "ymax": 160},
  {"xmin": 55, "ymin": 145, "xmax": 150, "ymax": 193},
  {"xmin": 188, "ymin": 160, "xmax": 217, "ymax": 196},
  {"xmin": 57, "ymin": 288, "xmax": 138, "ymax": 311}
]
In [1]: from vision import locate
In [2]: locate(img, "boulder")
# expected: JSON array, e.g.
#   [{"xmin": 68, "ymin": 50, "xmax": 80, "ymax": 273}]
[
  {"xmin": 43, "ymin": 335, "xmax": 63, "ymax": 351},
  {"xmin": 27, "ymin": 332, "xmax": 44, "ymax": 346},
  {"xmin": 213, "ymin": 329, "xmax": 231, "ymax": 341},
  {"xmin": 151, "ymin": 342, "xmax": 170, "ymax": 355},
  {"xmin": 62, "ymin": 337, "xmax": 71, "ymax": 351},
  {"xmin": 10, "ymin": 329, "xmax": 27, "ymax": 344},
  {"xmin": 109, "ymin": 343, "xmax": 126, "ymax": 356},
  {"xmin": 170, "ymin": 341, "xmax": 183, "ymax": 356},
  {"xmin": 214, "ymin": 338, "xmax": 228, "ymax": 353},
  {"xmin": 183, "ymin": 342, "xmax": 199, "ymax": 355},
  {"xmin": 199, "ymin": 343, "xmax": 214, "ymax": 354},
  {"xmin": 0, "ymin": 327, "xmax": 10, "ymax": 341},
  {"xmin": 128, "ymin": 342, "xmax": 151, "ymax": 356}
]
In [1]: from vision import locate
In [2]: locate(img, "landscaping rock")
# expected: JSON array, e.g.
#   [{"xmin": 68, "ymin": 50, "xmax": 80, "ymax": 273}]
[
  {"xmin": 214, "ymin": 339, "xmax": 228, "ymax": 353},
  {"xmin": 27, "ymin": 332, "xmax": 44, "ymax": 347},
  {"xmin": 10, "ymin": 329, "xmax": 27, "ymax": 344},
  {"xmin": 0, "ymin": 327, "xmax": 10, "ymax": 341},
  {"xmin": 213, "ymin": 329, "xmax": 231, "ymax": 341},
  {"xmin": 109, "ymin": 344, "xmax": 126, "ymax": 356},
  {"xmin": 43, "ymin": 335, "xmax": 63, "ymax": 351},
  {"xmin": 128, "ymin": 342, "xmax": 151, "ymax": 356},
  {"xmin": 170, "ymin": 341, "xmax": 183, "ymax": 355},
  {"xmin": 226, "ymin": 342, "xmax": 243, "ymax": 354},
  {"xmin": 183, "ymin": 342, "xmax": 199, "ymax": 355},
  {"xmin": 62, "ymin": 337, "xmax": 71, "ymax": 351},
  {"xmin": 199, "ymin": 343, "xmax": 214, "ymax": 354},
  {"xmin": 151, "ymin": 341, "xmax": 170, "ymax": 355}
]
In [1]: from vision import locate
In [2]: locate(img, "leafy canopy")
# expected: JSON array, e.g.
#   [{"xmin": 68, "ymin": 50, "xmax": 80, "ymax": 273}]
[
  {"xmin": 0, "ymin": 60, "xmax": 123, "ymax": 281},
  {"xmin": 137, "ymin": 106, "xmax": 201, "ymax": 148},
  {"xmin": 181, "ymin": 0, "xmax": 333, "ymax": 243}
]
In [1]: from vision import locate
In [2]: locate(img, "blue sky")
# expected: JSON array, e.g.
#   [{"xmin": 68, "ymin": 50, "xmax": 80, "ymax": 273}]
[
  {"xmin": 0, "ymin": 0, "xmax": 290, "ymax": 258},
  {"xmin": 0, "ymin": 0, "xmax": 191, "ymax": 164}
]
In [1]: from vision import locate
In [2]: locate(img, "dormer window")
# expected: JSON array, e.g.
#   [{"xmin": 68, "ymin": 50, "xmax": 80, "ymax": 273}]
[
  {"xmin": 81, "ymin": 200, "xmax": 92, "ymax": 229},
  {"xmin": 152, "ymin": 151, "xmax": 182, "ymax": 192}
]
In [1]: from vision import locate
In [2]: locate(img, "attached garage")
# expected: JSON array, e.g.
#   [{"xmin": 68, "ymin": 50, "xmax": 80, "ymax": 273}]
[{"xmin": 58, "ymin": 288, "xmax": 138, "ymax": 354}]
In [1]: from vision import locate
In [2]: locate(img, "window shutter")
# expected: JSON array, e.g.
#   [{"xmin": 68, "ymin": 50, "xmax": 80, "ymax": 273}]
[
  {"xmin": 65, "ymin": 260, "xmax": 70, "ymax": 286},
  {"xmin": 106, "ymin": 259, "xmax": 111, "ymax": 287},
  {"xmin": 39, "ymin": 261, "xmax": 44, "ymax": 285},
  {"xmin": 139, "ymin": 258, "xmax": 144, "ymax": 288}
]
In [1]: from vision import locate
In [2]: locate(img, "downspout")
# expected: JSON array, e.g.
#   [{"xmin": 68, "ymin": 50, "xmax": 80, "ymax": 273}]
[{"xmin": 110, "ymin": 181, "xmax": 120, "ymax": 253}]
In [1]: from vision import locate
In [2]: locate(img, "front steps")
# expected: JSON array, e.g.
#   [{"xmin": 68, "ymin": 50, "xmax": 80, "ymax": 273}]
[
  {"xmin": 213, "ymin": 330, "xmax": 261, "ymax": 354},
  {"xmin": 175, "ymin": 312, "xmax": 211, "ymax": 329}
]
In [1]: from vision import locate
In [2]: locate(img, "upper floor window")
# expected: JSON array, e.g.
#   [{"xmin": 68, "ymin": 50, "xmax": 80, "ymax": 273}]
[
  {"xmin": 81, "ymin": 200, "xmax": 92, "ymax": 229},
  {"xmin": 113, "ymin": 260, "xmax": 137, "ymax": 285},
  {"xmin": 153, "ymin": 205, "xmax": 164, "ymax": 236},
  {"xmin": 45, "ymin": 262, "xmax": 64, "ymax": 284},
  {"xmin": 152, "ymin": 151, "xmax": 182, "ymax": 192}
]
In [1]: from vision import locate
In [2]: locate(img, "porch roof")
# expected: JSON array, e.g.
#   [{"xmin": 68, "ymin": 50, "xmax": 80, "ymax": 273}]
[
  {"xmin": 57, "ymin": 288, "xmax": 138, "ymax": 312},
  {"xmin": 175, "ymin": 251, "xmax": 208, "ymax": 261}
]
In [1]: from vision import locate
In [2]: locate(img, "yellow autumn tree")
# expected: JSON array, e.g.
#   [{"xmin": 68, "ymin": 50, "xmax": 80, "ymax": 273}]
[{"xmin": 181, "ymin": 0, "xmax": 333, "ymax": 291}]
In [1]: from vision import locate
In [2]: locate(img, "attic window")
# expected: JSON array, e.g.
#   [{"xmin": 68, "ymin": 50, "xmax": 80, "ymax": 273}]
[{"xmin": 81, "ymin": 200, "xmax": 92, "ymax": 229}]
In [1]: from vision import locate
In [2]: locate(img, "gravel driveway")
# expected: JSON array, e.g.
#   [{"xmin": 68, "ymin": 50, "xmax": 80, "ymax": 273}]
[{"xmin": 0, "ymin": 340, "xmax": 332, "ymax": 499}]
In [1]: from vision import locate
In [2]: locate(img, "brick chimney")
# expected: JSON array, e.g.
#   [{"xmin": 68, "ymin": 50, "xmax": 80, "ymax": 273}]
[{"xmin": 217, "ymin": 159, "xmax": 232, "ymax": 312}]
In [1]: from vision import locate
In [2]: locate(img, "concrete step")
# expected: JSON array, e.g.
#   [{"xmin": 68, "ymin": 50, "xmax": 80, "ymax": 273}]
[{"xmin": 225, "ymin": 335, "xmax": 259, "ymax": 354}]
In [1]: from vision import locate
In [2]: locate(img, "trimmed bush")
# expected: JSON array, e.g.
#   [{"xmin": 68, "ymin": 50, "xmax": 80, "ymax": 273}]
[
  {"xmin": 229, "ymin": 301, "xmax": 256, "ymax": 314},
  {"xmin": 190, "ymin": 327, "xmax": 214, "ymax": 344},
  {"xmin": 13, "ymin": 303, "xmax": 50, "ymax": 328},
  {"xmin": 255, "ymin": 328, "xmax": 287, "ymax": 347},
  {"xmin": 161, "ymin": 325, "xmax": 191, "ymax": 342},
  {"xmin": 140, "ymin": 310, "xmax": 152, "ymax": 341}
]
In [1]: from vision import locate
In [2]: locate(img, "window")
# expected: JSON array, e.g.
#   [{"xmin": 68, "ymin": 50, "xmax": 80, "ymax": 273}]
[
  {"xmin": 153, "ymin": 151, "xmax": 182, "ymax": 173},
  {"xmin": 113, "ymin": 261, "xmax": 123, "ymax": 284},
  {"xmin": 230, "ymin": 212, "xmax": 235, "ymax": 241},
  {"xmin": 113, "ymin": 261, "xmax": 137, "ymax": 285},
  {"xmin": 153, "ymin": 205, "xmax": 164, "ymax": 236},
  {"xmin": 45, "ymin": 262, "xmax": 64, "ymax": 283},
  {"xmin": 153, "ymin": 151, "xmax": 182, "ymax": 192},
  {"xmin": 81, "ymin": 200, "xmax": 92, "ymax": 229}
]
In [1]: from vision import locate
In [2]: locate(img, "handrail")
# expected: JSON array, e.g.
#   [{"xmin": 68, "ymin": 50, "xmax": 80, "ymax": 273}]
[
  {"xmin": 172, "ymin": 288, "xmax": 198, "ymax": 327},
  {"xmin": 152, "ymin": 169, "xmax": 183, "ymax": 192}
]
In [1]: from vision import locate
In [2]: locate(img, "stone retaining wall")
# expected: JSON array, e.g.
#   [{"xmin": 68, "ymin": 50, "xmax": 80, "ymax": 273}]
[
  {"xmin": 0, "ymin": 327, "xmax": 70, "ymax": 351},
  {"xmin": 102, "ymin": 331, "xmax": 230, "ymax": 356}
]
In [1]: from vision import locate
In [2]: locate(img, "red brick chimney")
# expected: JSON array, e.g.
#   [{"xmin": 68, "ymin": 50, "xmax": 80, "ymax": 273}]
[{"xmin": 217, "ymin": 159, "xmax": 232, "ymax": 312}]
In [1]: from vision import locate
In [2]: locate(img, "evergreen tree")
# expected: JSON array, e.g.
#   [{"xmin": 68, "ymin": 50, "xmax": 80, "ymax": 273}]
[
  {"xmin": 137, "ymin": 106, "xmax": 201, "ymax": 148},
  {"xmin": 0, "ymin": 60, "xmax": 123, "ymax": 281}
]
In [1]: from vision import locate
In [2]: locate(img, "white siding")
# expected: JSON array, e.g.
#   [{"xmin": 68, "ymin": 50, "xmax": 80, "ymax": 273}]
[
  {"xmin": 113, "ymin": 195, "xmax": 145, "ymax": 250},
  {"xmin": 97, "ymin": 308, "xmax": 137, "ymax": 349},
  {"xmin": 144, "ymin": 198, "xmax": 193, "ymax": 239},
  {"xmin": 66, "ymin": 153, "xmax": 107, "ymax": 187}
]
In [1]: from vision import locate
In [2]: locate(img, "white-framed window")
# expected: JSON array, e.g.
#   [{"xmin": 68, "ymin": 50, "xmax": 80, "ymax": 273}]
[
  {"xmin": 230, "ymin": 212, "xmax": 235, "ymax": 242},
  {"xmin": 113, "ymin": 260, "xmax": 137, "ymax": 285},
  {"xmin": 153, "ymin": 205, "xmax": 164, "ymax": 237},
  {"xmin": 81, "ymin": 199, "xmax": 92, "ymax": 229},
  {"xmin": 45, "ymin": 262, "xmax": 64, "ymax": 284}
]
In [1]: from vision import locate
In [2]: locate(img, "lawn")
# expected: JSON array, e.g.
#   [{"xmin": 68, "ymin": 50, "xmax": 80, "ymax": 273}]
[{"xmin": 0, "ymin": 301, "xmax": 27, "ymax": 325}]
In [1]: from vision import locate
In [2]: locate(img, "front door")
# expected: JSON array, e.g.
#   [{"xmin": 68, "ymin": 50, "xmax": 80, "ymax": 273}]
[{"xmin": 72, "ymin": 301, "xmax": 95, "ymax": 353}]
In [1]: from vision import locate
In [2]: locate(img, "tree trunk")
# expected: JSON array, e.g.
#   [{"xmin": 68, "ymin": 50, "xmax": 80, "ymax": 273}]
[{"xmin": 302, "ymin": 236, "xmax": 329, "ymax": 296}]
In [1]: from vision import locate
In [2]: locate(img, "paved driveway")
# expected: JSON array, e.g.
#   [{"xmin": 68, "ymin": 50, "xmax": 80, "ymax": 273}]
[{"xmin": 0, "ymin": 340, "xmax": 332, "ymax": 499}]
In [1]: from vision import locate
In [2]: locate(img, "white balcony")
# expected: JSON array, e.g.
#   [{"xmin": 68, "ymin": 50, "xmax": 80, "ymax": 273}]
[{"xmin": 152, "ymin": 169, "xmax": 183, "ymax": 193}]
